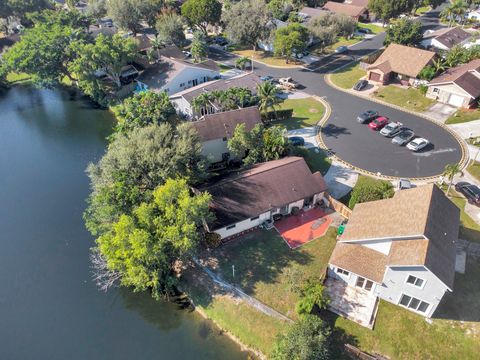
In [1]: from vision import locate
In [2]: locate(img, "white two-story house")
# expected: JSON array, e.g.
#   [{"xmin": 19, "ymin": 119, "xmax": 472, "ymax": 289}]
[{"xmin": 326, "ymin": 184, "xmax": 459, "ymax": 328}]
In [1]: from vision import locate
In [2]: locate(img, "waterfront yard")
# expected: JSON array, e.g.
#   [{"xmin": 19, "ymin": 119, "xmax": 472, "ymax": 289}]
[
  {"xmin": 274, "ymin": 97, "xmax": 326, "ymax": 130},
  {"xmin": 330, "ymin": 62, "xmax": 366, "ymax": 89},
  {"xmin": 374, "ymin": 86, "xmax": 435, "ymax": 112}
]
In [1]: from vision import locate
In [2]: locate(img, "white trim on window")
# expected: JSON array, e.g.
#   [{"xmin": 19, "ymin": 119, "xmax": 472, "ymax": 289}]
[
  {"xmin": 405, "ymin": 274, "xmax": 426, "ymax": 289},
  {"xmin": 335, "ymin": 267, "xmax": 350, "ymax": 278},
  {"xmin": 398, "ymin": 293, "xmax": 430, "ymax": 314}
]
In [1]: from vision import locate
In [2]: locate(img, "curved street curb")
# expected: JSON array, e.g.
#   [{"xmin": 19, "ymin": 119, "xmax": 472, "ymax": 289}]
[{"xmin": 315, "ymin": 70, "xmax": 470, "ymax": 182}]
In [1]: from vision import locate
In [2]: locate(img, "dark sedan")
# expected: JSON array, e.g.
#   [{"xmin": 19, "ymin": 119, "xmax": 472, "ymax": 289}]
[
  {"xmin": 288, "ymin": 136, "xmax": 305, "ymax": 146},
  {"xmin": 455, "ymin": 182, "xmax": 480, "ymax": 206},
  {"xmin": 357, "ymin": 110, "xmax": 379, "ymax": 123},
  {"xmin": 353, "ymin": 79, "xmax": 368, "ymax": 91}
]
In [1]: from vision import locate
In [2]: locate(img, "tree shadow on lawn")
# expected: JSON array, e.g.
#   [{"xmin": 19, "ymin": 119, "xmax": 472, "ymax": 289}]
[
  {"xmin": 434, "ymin": 256, "xmax": 480, "ymax": 322},
  {"xmin": 209, "ymin": 229, "xmax": 314, "ymax": 294},
  {"xmin": 318, "ymin": 310, "xmax": 359, "ymax": 359}
]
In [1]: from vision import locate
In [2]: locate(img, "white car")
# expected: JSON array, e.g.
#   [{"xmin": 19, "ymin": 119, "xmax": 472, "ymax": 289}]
[{"xmin": 406, "ymin": 137, "xmax": 429, "ymax": 151}]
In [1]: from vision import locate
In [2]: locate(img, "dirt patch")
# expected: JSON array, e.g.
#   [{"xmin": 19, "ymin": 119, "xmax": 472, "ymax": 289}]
[{"xmin": 309, "ymin": 108, "xmax": 319, "ymax": 113}]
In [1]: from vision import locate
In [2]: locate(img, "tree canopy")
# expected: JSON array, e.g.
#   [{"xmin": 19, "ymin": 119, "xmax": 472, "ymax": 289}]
[
  {"xmin": 228, "ymin": 123, "xmax": 289, "ymax": 165},
  {"xmin": 106, "ymin": 0, "xmax": 164, "ymax": 34},
  {"xmin": 113, "ymin": 91, "xmax": 176, "ymax": 133},
  {"xmin": 96, "ymin": 178, "xmax": 211, "ymax": 298},
  {"xmin": 272, "ymin": 315, "xmax": 332, "ymax": 360},
  {"xmin": 274, "ymin": 23, "xmax": 309, "ymax": 62},
  {"xmin": 155, "ymin": 11, "xmax": 186, "ymax": 47},
  {"xmin": 181, "ymin": 0, "xmax": 222, "ymax": 35},
  {"xmin": 384, "ymin": 18, "xmax": 423, "ymax": 46},
  {"xmin": 84, "ymin": 123, "xmax": 208, "ymax": 236},
  {"xmin": 190, "ymin": 30, "xmax": 208, "ymax": 63},
  {"xmin": 222, "ymin": 0, "xmax": 272, "ymax": 51}
]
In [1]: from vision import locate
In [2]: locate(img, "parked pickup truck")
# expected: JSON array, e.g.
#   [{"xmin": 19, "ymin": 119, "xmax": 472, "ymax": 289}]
[{"xmin": 278, "ymin": 77, "xmax": 299, "ymax": 90}]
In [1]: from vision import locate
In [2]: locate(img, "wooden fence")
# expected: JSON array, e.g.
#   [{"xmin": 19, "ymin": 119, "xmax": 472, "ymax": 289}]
[
  {"xmin": 344, "ymin": 344, "xmax": 390, "ymax": 360},
  {"xmin": 326, "ymin": 194, "xmax": 352, "ymax": 219}
]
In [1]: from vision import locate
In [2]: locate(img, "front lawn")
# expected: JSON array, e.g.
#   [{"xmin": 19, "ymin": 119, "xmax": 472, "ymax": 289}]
[
  {"xmin": 448, "ymin": 189, "xmax": 480, "ymax": 243},
  {"xmin": 468, "ymin": 161, "xmax": 480, "ymax": 182},
  {"xmin": 445, "ymin": 109, "xmax": 480, "ymax": 125},
  {"xmin": 311, "ymin": 36, "xmax": 361, "ymax": 56},
  {"xmin": 330, "ymin": 62, "xmax": 366, "ymax": 89},
  {"xmin": 357, "ymin": 23, "xmax": 385, "ymax": 34},
  {"xmin": 232, "ymin": 49, "xmax": 302, "ymax": 67},
  {"xmin": 300, "ymin": 147, "xmax": 332, "ymax": 176},
  {"xmin": 212, "ymin": 228, "xmax": 338, "ymax": 320},
  {"xmin": 374, "ymin": 86, "xmax": 435, "ymax": 112},
  {"xmin": 274, "ymin": 97, "xmax": 325, "ymax": 130}
]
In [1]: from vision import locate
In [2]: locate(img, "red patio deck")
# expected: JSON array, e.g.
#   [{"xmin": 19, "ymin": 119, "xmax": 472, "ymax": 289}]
[{"xmin": 275, "ymin": 208, "xmax": 331, "ymax": 249}]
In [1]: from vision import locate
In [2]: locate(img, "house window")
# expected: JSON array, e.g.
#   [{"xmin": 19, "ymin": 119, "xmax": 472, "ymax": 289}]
[
  {"xmin": 356, "ymin": 276, "xmax": 374, "ymax": 291},
  {"xmin": 399, "ymin": 294, "xmax": 430, "ymax": 314},
  {"xmin": 226, "ymin": 224, "xmax": 236, "ymax": 230},
  {"xmin": 336, "ymin": 268, "xmax": 350, "ymax": 276},
  {"xmin": 250, "ymin": 216, "xmax": 259, "ymax": 221},
  {"xmin": 222, "ymin": 137, "xmax": 227, "ymax": 141},
  {"xmin": 188, "ymin": 80, "xmax": 192, "ymax": 84},
  {"xmin": 179, "ymin": 82, "xmax": 185, "ymax": 87},
  {"xmin": 406, "ymin": 275, "xmax": 425, "ymax": 288},
  {"xmin": 433, "ymin": 87, "xmax": 440, "ymax": 94}
]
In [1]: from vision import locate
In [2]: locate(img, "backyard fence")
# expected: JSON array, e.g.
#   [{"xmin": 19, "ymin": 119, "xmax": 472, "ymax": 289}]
[
  {"xmin": 326, "ymin": 195, "xmax": 352, "ymax": 219},
  {"xmin": 344, "ymin": 344, "xmax": 389, "ymax": 360}
]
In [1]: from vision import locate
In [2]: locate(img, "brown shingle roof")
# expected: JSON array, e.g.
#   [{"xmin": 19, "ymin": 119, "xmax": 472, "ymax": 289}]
[
  {"xmin": 430, "ymin": 59, "xmax": 480, "ymax": 98},
  {"xmin": 201, "ymin": 157, "xmax": 328, "ymax": 229},
  {"xmin": 191, "ymin": 106, "xmax": 262, "ymax": 142},
  {"xmin": 333, "ymin": 185, "xmax": 459, "ymax": 289},
  {"xmin": 368, "ymin": 44, "xmax": 436, "ymax": 78},
  {"xmin": 323, "ymin": 1, "xmax": 366, "ymax": 18},
  {"xmin": 299, "ymin": 6, "xmax": 329, "ymax": 19},
  {"xmin": 350, "ymin": 0, "xmax": 369, "ymax": 7},
  {"xmin": 423, "ymin": 27, "xmax": 471, "ymax": 49}
]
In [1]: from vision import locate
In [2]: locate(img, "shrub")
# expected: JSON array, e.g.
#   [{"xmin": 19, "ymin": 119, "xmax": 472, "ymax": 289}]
[
  {"xmin": 419, "ymin": 84, "xmax": 428, "ymax": 95},
  {"xmin": 204, "ymin": 232, "xmax": 222, "ymax": 249},
  {"xmin": 348, "ymin": 177, "xmax": 394, "ymax": 209},
  {"xmin": 295, "ymin": 277, "xmax": 330, "ymax": 316},
  {"xmin": 262, "ymin": 109, "xmax": 294, "ymax": 123}
]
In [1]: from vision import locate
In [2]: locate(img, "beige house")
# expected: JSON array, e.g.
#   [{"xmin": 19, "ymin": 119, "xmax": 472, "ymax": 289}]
[
  {"xmin": 191, "ymin": 106, "xmax": 262, "ymax": 164},
  {"xmin": 326, "ymin": 185, "xmax": 459, "ymax": 328},
  {"xmin": 367, "ymin": 44, "xmax": 436, "ymax": 85},
  {"xmin": 426, "ymin": 59, "xmax": 480, "ymax": 108},
  {"xmin": 323, "ymin": 1, "xmax": 369, "ymax": 21}
]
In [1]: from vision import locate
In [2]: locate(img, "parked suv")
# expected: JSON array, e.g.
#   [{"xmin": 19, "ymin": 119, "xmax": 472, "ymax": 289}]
[{"xmin": 455, "ymin": 182, "xmax": 480, "ymax": 206}]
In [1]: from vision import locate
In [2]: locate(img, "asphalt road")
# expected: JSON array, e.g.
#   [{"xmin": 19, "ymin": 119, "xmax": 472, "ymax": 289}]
[{"xmin": 208, "ymin": 4, "xmax": 463, "ymax": 178}]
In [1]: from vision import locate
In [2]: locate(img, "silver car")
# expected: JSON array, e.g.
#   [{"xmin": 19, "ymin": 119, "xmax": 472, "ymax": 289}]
[
  {"xmin": 392, "ymin": 129, "xmax": 415, "ymax": 145},
  {"xmin": 380, "ymin": 121, "xmax": 403, "ymax": 137}
]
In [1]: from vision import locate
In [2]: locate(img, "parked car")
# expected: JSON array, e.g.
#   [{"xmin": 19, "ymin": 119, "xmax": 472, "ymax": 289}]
[
  {"xmin": 214, "ymin": 36, "xmax": 228, "ymax": 46},
  {"xmin": 380, "ymin": 121, "xmax": 403, "ymax": 137},
  {"xmin": 368, "ymin": 116, "xmax": 389, "ymax": 130},
  {"xmin": 392, "ymin": 129, "xmax": 415, "ymax": 145},
  {"xmin": 335, "ymin": 46, "xmax": 348, "ymax": 54},
  {"xmin": 353, "ymin": 79, "xmax": 368, "ymax": 91},
  {"xmin": 182, "ymin": 50, "xmax": 192, "ymax": 58},
  {"xmin": 293, "ymin": 52, "xmax": 304, "ymax": 59},
  {"xmin": 260, "ymin": 75, "xmax": 273, "ymax": 82},
  {"xmin": 357, "ymin": 27, "xmax": 373, "ymax": 34},
  {"xmin": 455, "ymin": 182, "xmax": 480, "ymax": 206},
  {"xmin": 397, "ymin": 178, "xmax": 412, "ymax": 190},
  {"xmin": 288, "ymin": 136, "xmax": 305, "ymax": 146},
  {"xmin": 406, "ymin": 137, "xmax": 429, "ymax": 151},
  {"xmin": 278, "ymin": 77, "xmax": 299, "ymax": 89},
  {"xmin": 357, "ymin": 110, "xmax": 379, "ymax": 123}
]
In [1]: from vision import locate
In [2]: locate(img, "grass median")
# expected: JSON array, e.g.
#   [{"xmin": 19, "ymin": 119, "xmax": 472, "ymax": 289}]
[{"xmin": 330, "ymin": 62, "xmax": 366, "ymax": 90}]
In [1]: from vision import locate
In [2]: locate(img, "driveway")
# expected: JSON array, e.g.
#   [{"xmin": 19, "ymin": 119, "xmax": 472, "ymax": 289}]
[{"xmin": 424, "ymin": 103, "xmax": 457, "ymax": 123}]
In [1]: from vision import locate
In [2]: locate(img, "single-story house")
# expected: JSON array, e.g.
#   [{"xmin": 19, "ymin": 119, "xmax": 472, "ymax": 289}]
[
  {"xmin": 258, "ymin": 19, "xmax": 288, "ymax": 52},
  {"xmin": 298, "ymin": 6, "xmax": 330, "ymax": 23},
  {"xmin": 421, "ymin": 27, "xmax": 472, "ymax": 51},
  {"xmin": 191, "ymin": 106, "xmax": 262, "ymax": 164},
  {"xmin": 170, "ymin": 73, "xmax": 262, "ymax": 119},
  {"xmin": 367, "ymin": 44, "xmax": 436, "ymax": 85},
  {"xmin": 327, "ymin": 184, "xmax": 459, "ymax": 327},
  {"xmin": 467, "ymin": 8, "xmax": 480, "ymax": 21},
  {"xmin": 200, "ymin": 157, "xmax": 328, "ymax": 239},
  {"xmin": 426, "ymin": 59, "xmax": 480, "ymax": 108},
  {"xmin": 323, "ymin": 1, "xmax": 369, "ymax": 21},
  {"xmin": 136, "ymin": 56, "xmax": 220, "ymax": 96}
]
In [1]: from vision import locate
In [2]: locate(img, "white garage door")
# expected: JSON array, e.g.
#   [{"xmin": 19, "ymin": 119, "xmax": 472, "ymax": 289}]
[{"xmin": 448, "ymin": 94, "xmax": 465, "ymax": 107}]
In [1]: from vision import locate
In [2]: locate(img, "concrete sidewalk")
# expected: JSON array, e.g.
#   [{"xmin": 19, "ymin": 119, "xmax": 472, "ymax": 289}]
[{"xmin": 324, "ymin": 161, "xmax": 359, "ymax": 200}]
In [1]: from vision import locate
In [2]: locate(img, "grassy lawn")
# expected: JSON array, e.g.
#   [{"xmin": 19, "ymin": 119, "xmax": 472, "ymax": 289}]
[
  {"xmin": 415, "ymin": 6, "xmax": 431, "ymax": 15},
  {"xmin": 330, "ymin": 62, "xmax": 366, "ymax": 89},
  {"xmin": 374, "ymin": 86, "xmax": 435, "ymax": 112},
  {"xmin": 300, "ymin": 147, "xmax": 332, "ymax": 176},
  {"xmin": 274, "ymin": 97, "xmax": 325, "ymax": 130},
  {"xmin": 213, "ymin": 228, "xmax": 338, "ymax": 320},
  {"xmin": 447, "ymin": 189, "xmax": 480, "ymax": 243},
  {"xmin": 445, "ymin": 109, "xmax": 480, "ymax": 125},
  {"xmin": 357, "ymin": 23, "xmax": 385, "ymax": 34},
  {"xmin": 311, "ymin": 36, "xmax": 361, "ymax": 56},
  {"xmin": 468, "ymin": 161, "xmax": 480, "ymax": 182},
  {"xmin": 6, "ymin": 72, "xmax": 31, "ymax": 84},
  {"xmin": 218, "ymin": 63, "xmax": 233, "ymax": 73},
  {"xmin": 232, "ymin": 49, "xmax": 302, "ymax": 67}
]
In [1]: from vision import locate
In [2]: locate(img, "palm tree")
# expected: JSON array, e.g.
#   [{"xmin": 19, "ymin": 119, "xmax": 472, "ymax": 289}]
[
  {"xmin": 150, "ymin": 36, "xmax": 163, "ymax": 60},
  {"xmin": 235, "ymin": 57, "xmax": 251, "ymax": 70},
  {"xmin": 432, "ymin": 58, "xmax": 446, "ymax": 73},
  {"xmin": 441, "ymin": 0, "xmax": 468, "ymax": 26},
  {"xmin": 443, "ymin": 163, "xmax": 463, "ymax": 196},
  {"xmin": 257, "ymin": 81, "xmax": 279, "ymax": 120},
  {"xmin": 191, "ymin": 93, "xmax": 213, "ymax": 116}
]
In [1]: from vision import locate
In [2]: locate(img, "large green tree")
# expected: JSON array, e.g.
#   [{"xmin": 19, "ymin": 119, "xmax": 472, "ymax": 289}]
[
  {"xmin": 86, "ymin": 0, "xmax": 107, "ymax": 20},
  {"xmin": 368, "ymin": 0, "xmax": 410, "ymax": 24},
  {"xmin": 228, "ymin": 123, "xmax": 288, "ymax": 165},
  {"xmin": 84, "ymin": 123, "xmax": 208, "ymax": 236},
  {"xmin": 69, "ymin": 34, "xmax": 137, "ymax": 105},
  {"xmin": 106, "ymin": 0, "xmax": 163, "ymax": 34},
  {"xmin": 95, "ymin": 178, "xmax": 211, "ymax": 298},
  {"xmin": 155, "ymin": 11, "xmax": 186, "ymax": 47},
  {"xmin": 2, "ymin": 10, "xmax": 88, "ymax": 86},
  {"xmin": 384, "ymin": 18, "xmax": 423, "ymax": 46},
  {"xmin": 0, "ymin": 0, "xmax": 50, "ymax": 24},
  {"xmin": 190, "ymin": 30, "xmax": 208, "ymax": 63},
  {"xmin": 272, "ymin": 315, "xmax": 332, "ymax": 360},
  {"xmin": 273, "ymin": 23, "xmax": 309, "ymax": 63},
  {"xmin": 113, "ymin": 91, "xmax": 176, "ymax": 133},
  {"xmin": 222, "ymin": 0, "xmax": 272, "ymax": 51},
  {"xmin": 181, "ymin": 0, "xmax": 222, "ymax": 35}
]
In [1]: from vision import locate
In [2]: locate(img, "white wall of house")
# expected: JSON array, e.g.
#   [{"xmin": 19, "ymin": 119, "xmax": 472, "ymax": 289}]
[
  {"xmin": 170, "ymin": 96, "xmax": 193, "ymax": 117},
  {"xmin": 376, "ymin": 266, "xmax": 449, "ymax": 318},
  {"xmin": 162, "ymin": 68, "xmax": 219, "ymax": 96},
  {"xmin": 468, "ymin": 10, "xmax": 480, "ymax": 20},
  {"xmin": 327, "ymin": 266, "xmax": 379, "ymax": 293},
  {"xmin": 202, "ymin": 138, "xmax": 230, "ymax": 163},
  {"xmin": 426, "ymin": 83, "xmax": 474, "ymax": 108}
]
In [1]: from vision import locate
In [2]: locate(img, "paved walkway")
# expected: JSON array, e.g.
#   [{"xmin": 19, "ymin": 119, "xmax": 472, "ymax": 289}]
[
  {"xmin": 324, "ymin": 161, "xmax": 359, "ymax": 200},
  {"xmin": 448, "ymin": 120, "xmax": 480, "ymax": 139}
]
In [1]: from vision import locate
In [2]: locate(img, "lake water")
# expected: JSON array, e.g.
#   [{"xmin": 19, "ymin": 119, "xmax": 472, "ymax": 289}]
[{"xmin": 0, "ymin": 86, "xmax": 246, "ymax": 359}]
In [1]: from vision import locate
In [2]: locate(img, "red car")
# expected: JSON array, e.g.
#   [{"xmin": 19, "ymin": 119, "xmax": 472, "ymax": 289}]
[{"xmin": 368, "ymin": 116, "xmax": 389, "ymax": 130}]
